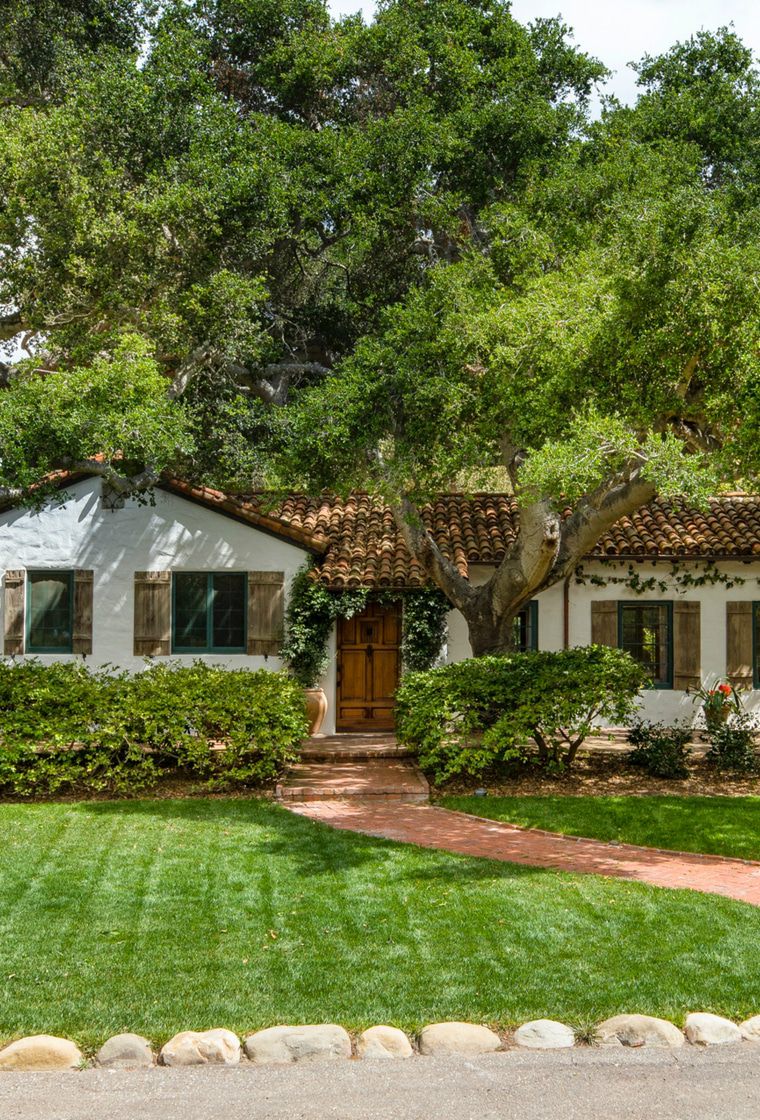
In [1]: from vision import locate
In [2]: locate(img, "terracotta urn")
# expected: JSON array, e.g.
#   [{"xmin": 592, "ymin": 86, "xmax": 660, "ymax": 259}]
[
  {"xmin": 304, "ymin": 687, "xmax": 328, "ymax": 737},
  {"xmin": 704, "ymin": 704, "xmax": 731, "ymax": 732}
]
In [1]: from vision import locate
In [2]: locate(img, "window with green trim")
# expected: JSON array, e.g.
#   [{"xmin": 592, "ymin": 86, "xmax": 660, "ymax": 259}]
[
  {"xmin": 27, "ymin": 571, "xmax": 74, "ymax": 653},
  {"xmin": 172, "ymin": 572, "xmax": 247, "ymax": 653},
  {"xmin": 619, "ymin": 601, "xmax": 673, "ymax": 688},
  {"xmin": 753, "ymin": 603, "xmax": 760, "ymax": 689},
  {"xmin": 513, "ymin": 601, "xmax": 538, "ymax": 652}
]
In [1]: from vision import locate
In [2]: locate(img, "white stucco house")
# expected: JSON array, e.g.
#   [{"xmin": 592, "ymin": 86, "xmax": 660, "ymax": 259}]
[{"xmin": 2, "ymin": 473, "xmax": 759, "ymax": 735}]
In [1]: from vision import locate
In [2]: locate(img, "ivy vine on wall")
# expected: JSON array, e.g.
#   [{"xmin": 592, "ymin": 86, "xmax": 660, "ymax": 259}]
[
  {"xmin": 573, "ymin": 559, "xmax": 748, "ymax": 595},
  {"xmin": 281, "ymin": 563, "xmax": 450, "ymax": 688}
]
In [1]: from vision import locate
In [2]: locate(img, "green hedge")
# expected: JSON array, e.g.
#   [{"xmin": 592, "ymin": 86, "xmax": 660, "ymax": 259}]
[
  {"xmin": 0, "ymin": 660, "xmax": 307, "ymax": 797},
  {"xmin": 396, "ymin": 647, "xmax": 647, "ymax": 783}
]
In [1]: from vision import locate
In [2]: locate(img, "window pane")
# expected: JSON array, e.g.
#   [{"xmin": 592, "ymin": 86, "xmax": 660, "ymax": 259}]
[
  {"xmin": 620, "ymin": 603, "xmax": 670, "ymax": 684},
  {"xmin": 174, "ymin": 573, "xmax": 208, "ymax": 649},
  {"xmin": 211, "ymin": 573, "xmax": 246, "ymax": 649},
  {"xmin": 513, "ymin": 609, "xmax": 529, "ymax": 652},
  {"xmin": 28, "ymin": 572, "xmax": 72, "ymax": 650}
]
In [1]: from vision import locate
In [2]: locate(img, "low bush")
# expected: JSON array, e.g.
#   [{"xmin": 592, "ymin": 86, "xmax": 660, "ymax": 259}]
[
  {"xmin": 0, "ymin": 660, "xmax": 307, "ymax": 797},
  {"xmin": 705, "ymin": 715, "xmax": 759, "ymax": 773},
  {"xmin": 626, "ymin": 722, "xmax": 691, "ymax": 779},
  {"xmin": 396, "ymin": 646, "xmax": 646, "ymax": 784}
]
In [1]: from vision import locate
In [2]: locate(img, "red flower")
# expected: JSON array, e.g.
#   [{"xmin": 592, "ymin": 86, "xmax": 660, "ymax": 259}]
[{"xmin": 718, "ymin": 683, "xmax": 732, "ymax": 696}]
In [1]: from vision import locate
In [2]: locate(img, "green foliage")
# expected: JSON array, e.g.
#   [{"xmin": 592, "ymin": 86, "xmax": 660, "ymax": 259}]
[
  {"xmin": 575, "ymin": 560, "xmax": 747, "ymax": 595},
  {"xmin": 396, "ymin": 647, "xmax": 646, "ymax": 783},
  {"xmin": 0, "ymin": 0, "xmax": 605, "ymax": 493},
  {"xmin": 281, "ymin": 563, "xmax": 449, "ymax": 687},
  {"xmin": 439, "ymin": 794, "xmax": 760, "ymax": 862},
  {"xmin": 0, "ymin": 336, "xmax": 194, "ymax": 500},
  {"xmin": 0, "ymin": 660, "xmax": 307, "ymax": 796},
  {"xmin": 0, "ymin": 0, "xmax": 149, "ymax": 106},
  {"xmin": 626, "ymin": 721, "xmax": 691, "ymax": 779},
  {"xmin": 705, "ymin": 716, "xmax": 759, "ymax": 773},
  {"xmin": 630, "ymin": 28, "xmax": 760, "ymax": 182},
  {"xmin": 399, "ymin": 588, "xmax": 450, "ymax": 674},
  {"xmin": 281, "ymin": 565, "xmax": 368, "ymax": 688},
  {"xmin": 2, "ymin": 8, "xmax": 760, "ymax": 652}
]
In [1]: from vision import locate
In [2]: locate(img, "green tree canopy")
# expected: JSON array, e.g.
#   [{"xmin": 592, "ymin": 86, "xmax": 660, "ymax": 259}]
[{"xmin": 0, "ymin": 6, "xmax": 758, "ymax": 652}]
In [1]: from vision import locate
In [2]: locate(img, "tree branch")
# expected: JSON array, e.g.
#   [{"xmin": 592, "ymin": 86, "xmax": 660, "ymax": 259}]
[
  {"xmin": 0, "ymin": 460, "xmax": 160, "ymax": 503},
  {"xmin": 389, "ymin": 494, "xmax": 477, "ymax": 612},
  {"xmin": 556, "ymin": 472, "xmax": 657, "ymax": 576},
  {"xmin": 167, "ymin": 343, "xmax": 215, "ymax": 401},
  {"xmin": 66, "ymin": 460, "xmax": 160, "ymax": 493},
  {"xmin": 488, "ymin": 499, "xmax": 561, "ymax": 610},
  {"xmin": 168, "ymin": 350, "xmax": 329, "ymax": 406}
]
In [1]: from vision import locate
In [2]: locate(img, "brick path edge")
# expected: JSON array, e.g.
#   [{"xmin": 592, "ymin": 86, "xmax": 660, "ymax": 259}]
[{"xmin": 283, "ymin": 800, "xmax": 760, "ymax": 907}]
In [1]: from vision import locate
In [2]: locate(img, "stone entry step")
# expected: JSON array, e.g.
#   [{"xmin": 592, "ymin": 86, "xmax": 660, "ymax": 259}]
[
  {"xmin": 276, "ymin": 759, "xmax": 429, "ymax": 803},
  {"xmin": 300, "ymin": 733, "xmax": 413, "ymax": 761}
]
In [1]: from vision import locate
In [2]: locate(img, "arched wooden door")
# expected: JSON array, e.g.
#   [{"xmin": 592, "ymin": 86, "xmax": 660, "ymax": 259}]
[{"xmin": 336, "ymin": 602, "xmax": 401, "ymax": 731}]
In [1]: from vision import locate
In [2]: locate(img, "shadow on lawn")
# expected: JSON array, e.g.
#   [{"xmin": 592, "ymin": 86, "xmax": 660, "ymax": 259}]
[{"xmin": 75, "ymin": 796, "xmax": 542, "ymax": 884}]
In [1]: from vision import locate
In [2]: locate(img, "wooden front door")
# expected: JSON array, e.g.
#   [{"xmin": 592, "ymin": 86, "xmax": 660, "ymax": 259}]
[{"xmin": 337, "ymin": 602, "xmax": 401, "ymax": 731}]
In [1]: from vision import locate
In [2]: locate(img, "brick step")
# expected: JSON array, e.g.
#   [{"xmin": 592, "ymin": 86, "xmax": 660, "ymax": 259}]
[
  {"xmin": 276, "ymin": 760, "xmax": 429, "ymax": 803},
  {"xmin": 300, "ymin": 734, "xmax": 413, "ymax": 761}
]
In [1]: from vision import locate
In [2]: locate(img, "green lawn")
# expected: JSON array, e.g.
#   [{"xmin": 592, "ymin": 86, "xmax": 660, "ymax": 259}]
[
  {"xmin": 1, "ymin": 797, "xmax": 760, "ymax": 1050},
  {"xmin": 440, "ymin": 795, "xmax": 760, "ymax": 862}
]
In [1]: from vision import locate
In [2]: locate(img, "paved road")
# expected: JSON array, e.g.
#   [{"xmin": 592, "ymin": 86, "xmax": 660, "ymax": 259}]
[{"xmin": 2, "ymin": 1048, "xmax": 760, "ymax": 1120}]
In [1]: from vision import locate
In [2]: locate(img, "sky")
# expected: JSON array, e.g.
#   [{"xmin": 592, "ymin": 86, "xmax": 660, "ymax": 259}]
[{"xmin": 327, "ymin": 1, "xmax": 760, "ymax": 105}]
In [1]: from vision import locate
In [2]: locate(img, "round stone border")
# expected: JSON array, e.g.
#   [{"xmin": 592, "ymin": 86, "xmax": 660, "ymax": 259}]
[{"xmin": 0, "ymin": 1013, "xmax": 758, "ymax": 1071}]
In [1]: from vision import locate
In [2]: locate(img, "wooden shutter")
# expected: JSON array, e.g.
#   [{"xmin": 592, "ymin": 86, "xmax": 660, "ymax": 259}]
[
  {"xmin": 726, "ymin": 602, "xmax": 754, "ymax": 689},
  {"xmin": 3, "ymin": 570, "xmax": 25, "ymax": 655},
  {"xmin": 72, "ymin": 569, "xmax": 94, "ymax": 655},
  {"xmin": 247, "ymin": 571, "xmax": 284, "ymax": 656},
  {"xmin": 591, "ymin": 600, "xmax": 618, "ymax": 647},
  {"xmin": 133, "ymin": 571, "xmax": 171, "ymax": 656},
  {"xmin": 673, "ymin": 600, "xmax": 701, "ymax": 691}
]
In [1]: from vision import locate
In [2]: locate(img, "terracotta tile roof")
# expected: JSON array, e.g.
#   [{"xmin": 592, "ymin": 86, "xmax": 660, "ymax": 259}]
[
  {"xmin": 6, "ymin": 472, "xmax": 760, "ymax": 587},
  {"xmin": 269, "ymin": 493, "xmax": 520, "ymax": 588},
  {"xmin": 160, "ymin": 480, "xmax": 329, "ymax": 554},
  {"xmin": 594, "ymin": 496, "xmax": 760, "ymax": 560},
  {"xmin": 253, "ymin": 493, "xmax": 760, "ymax": 589}
]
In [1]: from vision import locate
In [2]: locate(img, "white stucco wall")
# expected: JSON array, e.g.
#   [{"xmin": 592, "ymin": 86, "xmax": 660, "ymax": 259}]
[
  {"xmin": 0, "ymin": 477, "xmax": 341, "ymax": 732},
  {"xmin": 3, "ymin": 480, "xmax": 759, "ymax": 735},
  {"xmin": 446, "ymin": 559, "xmax": 760, "ymax": 726}
]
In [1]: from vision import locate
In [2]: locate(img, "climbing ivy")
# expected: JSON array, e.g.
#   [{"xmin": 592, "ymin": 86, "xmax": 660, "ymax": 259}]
[
  {"xmin": 398, "ymin": 588, "xmax": 450, "ymax": 673},
  {"xmin": 281, "ymin": 564, "xmax": 449, "ymax": 688},
  {"xmin": 573, "ymin": 560, "xmax": 747, "ymax": 595}
]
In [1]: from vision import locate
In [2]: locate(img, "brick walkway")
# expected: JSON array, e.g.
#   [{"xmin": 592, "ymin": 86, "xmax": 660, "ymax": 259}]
[{"xmin": 285, "ymin": 800, "xmax": 760, "ymax": 906}]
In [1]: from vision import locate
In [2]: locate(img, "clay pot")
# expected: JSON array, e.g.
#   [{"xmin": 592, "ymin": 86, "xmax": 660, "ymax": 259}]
[
  {"xmin": 705, "ymin": 705, "xmax": 731, "ymax": 732},
  {"xmin": 304, "ymin": 687, "xmax": 328, "ymax": 736}
]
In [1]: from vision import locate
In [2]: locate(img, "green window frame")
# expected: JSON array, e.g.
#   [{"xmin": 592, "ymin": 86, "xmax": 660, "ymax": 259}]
[
  {"xmin": 618, "ymin": 600, "xmax": 673, "ymax": 689},
  {"xmin": 753, "ymin": 603, "xmax": 760, "ymax": 689},
  {"xmin": 513, "ymin": 601, "xmax": 538, "ymax": 652},
  {"xmin": 26, "ymin": 570, "xmax": 74, "ymax": 654},
  {"xmin": 172, "ymin": 572, "xmax": 247, "ymax": 654}
]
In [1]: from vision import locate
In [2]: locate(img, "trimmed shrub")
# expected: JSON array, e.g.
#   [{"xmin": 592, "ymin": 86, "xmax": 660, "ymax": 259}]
[
  {"xmin": 626, "ymin": 721, "xmax": 691, "ymax": 779},
  {"xmin": 396, "ymin": 646, "xmax": 646, "ymax": 784},
  {"xmin": 705, "ymin": 715, "xmax": 759, "ymax": 773},
  {"xmin": 0, "ymin": 660, "xmax": 307, "ymax": 797}
]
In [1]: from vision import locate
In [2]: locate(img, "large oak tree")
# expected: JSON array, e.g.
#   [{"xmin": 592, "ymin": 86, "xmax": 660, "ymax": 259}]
[{"xmin": 1, "ymin": 4, "xmax": 758, "ymax": 652}]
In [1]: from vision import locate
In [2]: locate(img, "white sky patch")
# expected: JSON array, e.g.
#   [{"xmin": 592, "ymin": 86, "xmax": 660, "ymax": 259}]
[{"xmin": 328, "ymin": 0, "xmax": 760, "ymax": 104}]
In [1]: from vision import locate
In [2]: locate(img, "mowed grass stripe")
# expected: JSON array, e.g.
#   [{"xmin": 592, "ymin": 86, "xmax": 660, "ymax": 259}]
[
  {"xmin": 439, "ymin": 795, "xmax": 760, "ymax": 862},
  {"xmin": 0, "ymin": 797, "xmax": 759, "ymax": 1048}
]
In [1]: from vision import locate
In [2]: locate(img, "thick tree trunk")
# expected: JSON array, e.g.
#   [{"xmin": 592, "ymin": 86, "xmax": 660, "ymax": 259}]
[
  {"xmin": 389, "ymin": 473, "xmax": 658, "ymax": 661},
  {"xmin": 466, "ymin": 617, "xmax": 519, "ymax": 656},
  {"xmin": 460, "ymin": 592, "xmax": 523, "ymax": 656}
]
